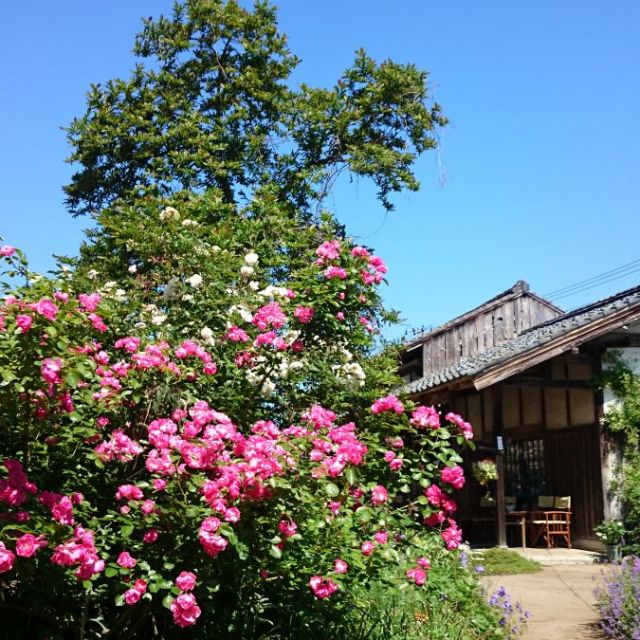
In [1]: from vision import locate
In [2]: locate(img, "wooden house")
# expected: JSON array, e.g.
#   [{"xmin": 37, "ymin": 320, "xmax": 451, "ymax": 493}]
[{"xmin": 400, "ymin": 281, "xmax": 640, "ymax": 549}]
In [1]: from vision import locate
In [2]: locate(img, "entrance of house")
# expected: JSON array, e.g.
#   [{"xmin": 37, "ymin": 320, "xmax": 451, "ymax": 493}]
[{"xmin": 504, "ymin": 424, "xmax": 604, "ymax": 542}]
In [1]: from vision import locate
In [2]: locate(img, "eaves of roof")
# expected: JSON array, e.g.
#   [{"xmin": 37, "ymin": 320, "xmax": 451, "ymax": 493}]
[{"xmin": 404, "ymin": 284, "xmax": 640, "ymax": 397}]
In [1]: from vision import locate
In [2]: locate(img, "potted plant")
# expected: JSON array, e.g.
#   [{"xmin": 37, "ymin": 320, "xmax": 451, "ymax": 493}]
[
  {"xmin": 473, "ymin": 459, "xmax": 499, "ymax": 486},
  {"xmin": 594, "ymin": 520, "xmax": 625, "ymax": 562},
  {"xmin": 473, "ymin": 459, "xmax": 499, "ymax": 505}
]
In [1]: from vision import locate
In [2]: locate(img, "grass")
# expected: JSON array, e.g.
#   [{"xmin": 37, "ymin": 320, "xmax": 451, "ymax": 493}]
[{"xmin": 474, "ymin": 547, "xmax": 541, "ymax": 575}]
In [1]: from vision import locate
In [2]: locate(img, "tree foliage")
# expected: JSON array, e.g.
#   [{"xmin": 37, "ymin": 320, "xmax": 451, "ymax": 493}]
[{"xmin": 64, "ymin": 0, "xmax": 446, "ymax": 218}]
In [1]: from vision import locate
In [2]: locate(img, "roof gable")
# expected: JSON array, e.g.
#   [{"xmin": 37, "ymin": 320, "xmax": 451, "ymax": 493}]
[{"xmin": 404, "ymin": 283, "xmax": 640, "ymax": 395}]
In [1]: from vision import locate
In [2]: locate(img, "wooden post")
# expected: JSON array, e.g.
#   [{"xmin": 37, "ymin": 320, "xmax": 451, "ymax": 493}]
[
  {"xmin": 493, "ymin": 387, "xmax": 507, "ymax": 548},
  {"xmin": 495, "ymin": 450, "xmax": 507, "ymax": 548}
]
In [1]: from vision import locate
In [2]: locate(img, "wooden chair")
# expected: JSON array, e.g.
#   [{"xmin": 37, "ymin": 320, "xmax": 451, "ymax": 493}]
[{"xmin": 528, "ymin": 496, "xmax": 572, "ymax": 549}]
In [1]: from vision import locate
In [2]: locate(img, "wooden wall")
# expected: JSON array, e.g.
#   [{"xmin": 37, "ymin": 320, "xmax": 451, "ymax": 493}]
[
  {"xmin": 417, "ymin": 351, "xmax": 605, "ymax": 543},
  {"xmin": 422, "ymin": 293, "xmax": 561, "ymax": 376}
]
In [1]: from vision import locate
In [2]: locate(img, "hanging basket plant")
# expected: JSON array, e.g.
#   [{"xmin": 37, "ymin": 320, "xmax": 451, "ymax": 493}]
[{"xmin": 472, "ymin": 458, "xmax": 498, "ymax": 486}]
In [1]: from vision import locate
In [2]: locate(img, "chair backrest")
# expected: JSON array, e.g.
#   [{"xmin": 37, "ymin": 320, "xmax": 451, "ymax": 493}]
[
  {"xmin": 554, "ymin": 496, "xmax": 571, "ymax": 510},
  {"xmin": 537, "ymin": 495, "xmax": 554, "ymax": 509}
]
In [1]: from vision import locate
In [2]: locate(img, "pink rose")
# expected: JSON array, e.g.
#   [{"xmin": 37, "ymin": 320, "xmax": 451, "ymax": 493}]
[
  {"xmin": 371, "ymin": 394, "xmax": 405, "ymax": 415},
  {"xmin": 0, "ymin": 245, "xmax": 16, "ymax": 257},
  {"xmin": 0, "ymin": 542, "xmax": 15, "ymax": 573},
  {"xmin": 41, "ymin": 358, "xmax": 63, "ymax": 385},
  {"xmin": 170, "ymin": 593, "xmax": 201, "ymax": 627},
  {"xmin": 278, "ymin": 519, "xmax": 297, "ymax": 538},
  {"xmin": 15, "ymin": 533, "xmax": 44, "ymax": 558},
  {"xmin": 143, "ymin": 529, "xmax": 159, "ymax": 544},
  {"xmin": 15, "ymin": 315, "xmax": 32, "ymax": 333},
  {"xmin": 371, "ymin": 485, "xmax": 388, "ymax": 506},
  {"xmin": 175, "ymin": 571, "xmax": 197, "ymax": 591},
  {"xmin": 309, "ymin": 576, "xmax": 338, "ymax": 599},
  {"xmin": 293, "ymin": 306, "xmax": 315, "ymax": 324},
  {"xmin": 361, "ymin": 541, "xmax": 375, "ymax": 556},
  {"xmin": 440, "ymin": 465, "xmax": 465, "ymax": 490},
  {"xmin": 116, "ymin": 551, "xmax": 137, "ymax": 569},
  {"xmin": 406, "ymin": 566, "xmax": 427, "ymax": 586},
  {"xmin": 333, "ymin": 558, "xmax": 348, "ymax": 574}
]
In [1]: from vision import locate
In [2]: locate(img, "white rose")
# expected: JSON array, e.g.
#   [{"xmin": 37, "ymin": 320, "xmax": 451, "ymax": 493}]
[
  {"xmin": 182, "ymin": 218, "xmax": 199, "ymax": 227},
  {"xmin": 87, "ymin": 269, "xmax": 99, "ymax": 280},
  {"xmin": 240, "ymin": 266, "xmax": 254, "ymax": 279},
  {"xmin": 182, "ymin": 294, "xmax": 194, "ymax": 302},
  {"xmin": 128, "ymin": 265, "xmax": 138, "ymax": 274},
  {"xmin": 261, "ymin": 379, "xmax": 276, "ymax": 397},
  {"xmin": 186, "ymin": 274, "xmax": 203, "ymax": 288},
  {"xmin": 151, "ymin": 314, "xmax": 167, "ymax": 325},
  {"xmin": 244, "ymin": 252, "xmax": 259, "ymax": 266},
  {"xmin": 160, "ymin": 206, "xmax": 179, "ymax": 221},
  {"xmin": 249, "ymin": 281, "xmax": 260, "ymax": 291},
  {"xmin": 201, "ymin": 327, "xmax": 214, "ymax": 341},
  {"xmin": 113, "ymin": 289, "xmax": 127, "ymax": 302}
]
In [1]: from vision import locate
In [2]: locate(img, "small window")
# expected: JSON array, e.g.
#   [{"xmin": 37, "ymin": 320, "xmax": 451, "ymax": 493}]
[{"xmin": 504, "ymin": 439, "xmax": 546, "ymax": 509}]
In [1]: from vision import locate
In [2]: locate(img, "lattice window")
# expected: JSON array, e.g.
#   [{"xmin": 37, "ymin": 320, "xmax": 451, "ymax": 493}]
[{"xmin": 504, "ymin": 439, "xmax": 546, "ymax": 509}]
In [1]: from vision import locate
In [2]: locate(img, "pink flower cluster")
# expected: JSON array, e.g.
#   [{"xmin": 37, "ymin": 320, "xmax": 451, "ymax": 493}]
[
  {"xmin": 293, "ymin": 306, "xmax": 315, "ymax": 324},
  {"xmin": 406, "ymin": 556, "xmax": 431, "ymax": 585},
  {"xmin": 370, "ymin": 394, "xmax": 405, "ymax": 415},
  {"xmin": 440, "ymin": 464, "xmax": 465, "ymax": 490},
  {"xmin": 123, "ymin": 578, "xmax": 148, "ymax": 605},
  {"xmin": 309, "ymin": 420, "xmax": 368, "ymax": 478},
  {"xmin": 445, "ymin": 412, "xmax": 474, "ymax": 440},
  {"xmin": 40, "ymin": 491, "xmax": 77, "ymax": 525},
  {"xmin": 0, "ymin": 459, "xmax": 37, "ymax": 506},
  {"xmin": 309, "ymin": 575, "xmax": 339, "ymax": 599},
  {"xmin": 41, "ymin": 357, "xmax": 63, "ymax": 385},
  {"xmin": 0, "ymin": 542, "xmax": 16, "ymax": 573},
  {"xmin": 252, "ymin": 302, "xmax": 287, "ymax": 330},
  {"xmin": 410, "ymin": 406, "xmax": 440, "ymax": 429},
  {"xmin": 174, "ymin": 339, "xmax": 217, "ymax": 376},
  {"xmin": 171, "ymin": 593, "xmax": 202, "ymax": 627},
  {"xmin": 315, "ymin": 240, "xmax": 341, "ymax": 265},
  {"xmin": 51, "ymin": 527, "xmax": 104, "ymax": 580},
  {"xmin": 95, "ymin": 429, "xmax": 143, "ymax": 462}
]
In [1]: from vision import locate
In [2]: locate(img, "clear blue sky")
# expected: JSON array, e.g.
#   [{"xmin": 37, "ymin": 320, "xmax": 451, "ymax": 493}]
[{"xmin": 2, "ymin": 1, "xmax": 639, "ymax": 340}]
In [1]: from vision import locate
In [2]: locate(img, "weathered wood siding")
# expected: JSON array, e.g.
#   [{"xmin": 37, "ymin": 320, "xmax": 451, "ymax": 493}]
[{"xmin": 421, "ymin": 292, "xmax": 561, "ymax": 376}]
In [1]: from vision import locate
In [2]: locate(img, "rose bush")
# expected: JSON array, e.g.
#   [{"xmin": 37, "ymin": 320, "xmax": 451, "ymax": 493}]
[{"xmin": 0, "ymin": 224, "xmax": 504, "ymax": 638}]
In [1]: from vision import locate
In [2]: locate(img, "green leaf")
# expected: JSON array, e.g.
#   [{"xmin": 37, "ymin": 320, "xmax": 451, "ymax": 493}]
[
  {"xmin": 269, "ymin": 545, "xmax": 282, "ymax": 559},
  {"xmin": 324, "ymin": 482, "xmax": 340, "ymax": 497}
]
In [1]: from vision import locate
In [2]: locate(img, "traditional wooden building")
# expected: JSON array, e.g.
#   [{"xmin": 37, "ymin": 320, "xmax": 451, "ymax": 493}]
[{"xmin": 401, "ymin": 282, "xmax": 640, "ymax": 549}]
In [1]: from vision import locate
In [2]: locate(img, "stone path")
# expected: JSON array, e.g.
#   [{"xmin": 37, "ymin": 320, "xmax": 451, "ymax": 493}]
[{"xmin": 483, "ymin": 565, "xmax": 607, "ymax": 640}]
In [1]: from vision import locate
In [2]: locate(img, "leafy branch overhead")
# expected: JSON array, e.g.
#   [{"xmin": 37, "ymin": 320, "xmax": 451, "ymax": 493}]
[{"xmin": 64, "ymin": 0, "xmax": 447, "ymax": 218}]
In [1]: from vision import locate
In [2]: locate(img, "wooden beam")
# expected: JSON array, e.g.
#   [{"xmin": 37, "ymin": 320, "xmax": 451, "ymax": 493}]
[
  {"xmin": 473, "ymin": 308, "xmax": 640, "ymax": 391},
  {"xmin": 501, "ymin": 377, "xmax": 592, "ymax": 389}
]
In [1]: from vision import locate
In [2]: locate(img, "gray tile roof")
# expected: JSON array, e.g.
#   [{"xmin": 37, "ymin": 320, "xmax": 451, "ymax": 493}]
[{"xmin": 404, "ymin": 284, "xmax": 640, "ymax": 395}]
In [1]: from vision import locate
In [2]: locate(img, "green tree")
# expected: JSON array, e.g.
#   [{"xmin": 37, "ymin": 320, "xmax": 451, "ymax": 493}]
[{"xmin": 64, "ymin": 0, "xmax": 446, "ymax": 219}]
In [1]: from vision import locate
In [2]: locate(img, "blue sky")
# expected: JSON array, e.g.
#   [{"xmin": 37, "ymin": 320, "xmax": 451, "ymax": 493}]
[{"xmin": 1, "ymin": 1, "xmax": 639, "ymax": 339}]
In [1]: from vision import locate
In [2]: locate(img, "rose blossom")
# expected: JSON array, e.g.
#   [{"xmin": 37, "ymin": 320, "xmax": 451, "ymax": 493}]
[
  {"xmin": 309, "ymin": 576, "xmax": 338, "ymax": 599},
  {"xmin": 371, "ymin": 485, "xmax": 388, "ymax": 506},
  {"xmin": 15, "ymin": 533, "xmax": 45, "ymax": 558},
  {"xmin": 278, "ymin": 519, "xmax": 297, "ymax": 538},
  {"xmin": 116, "ymin": 551, "xmax": 137, "ymax": 569},
  {"xmin": 175, "ymin": 571, "xmax": 197, "ymax": 591},
  {"xmin": 170, "ymin": 593, "xmax": 201, "ymax": 627},
  {"xmin": 0, "ymin": 542, "xmax": 15, "ymax": 573},
  {"xmin": 440, "ymin": 465, "xmax": 465, "ymax": 490},
  {"xmin": 334, "ymin": 558, "xmax": 348, "ymax": 574}
]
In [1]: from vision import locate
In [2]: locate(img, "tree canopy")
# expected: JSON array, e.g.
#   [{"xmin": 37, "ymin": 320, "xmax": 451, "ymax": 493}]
[{"xmin": 64, "ymin": 0, "xmax": 447, "ymax": 219}]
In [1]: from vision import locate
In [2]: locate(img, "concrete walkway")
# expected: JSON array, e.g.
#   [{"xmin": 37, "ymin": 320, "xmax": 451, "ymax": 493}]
[{"xmin": 482, "ymin": 564, "xmax": 607, "ymax": 640}]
